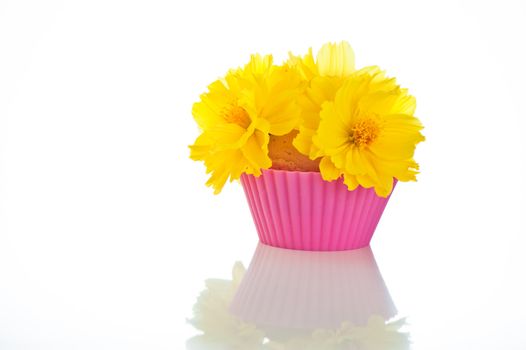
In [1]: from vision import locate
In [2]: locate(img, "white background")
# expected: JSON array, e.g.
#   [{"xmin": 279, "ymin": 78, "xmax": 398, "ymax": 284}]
[{"xmin": 1, "ymin": 0, "xmax": 525, "ymax": 349}]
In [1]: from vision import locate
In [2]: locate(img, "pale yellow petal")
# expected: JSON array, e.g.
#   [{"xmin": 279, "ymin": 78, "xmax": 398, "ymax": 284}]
[
  {"xmin": 244, "ymin": 54, "xmax": 273, "ymax": 78},
  {"xmin": 316, "ymin": 41, "xmax": 355, "ymax": 77}
]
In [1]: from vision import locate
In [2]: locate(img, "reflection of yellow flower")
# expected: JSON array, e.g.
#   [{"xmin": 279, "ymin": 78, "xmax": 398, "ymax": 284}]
[
  {"xmin": 314, "ymin": 67, "xmax": 425, "ymax": 197},
  {"xmin": 187, "ymin": 262, "xmax": 265, "ymax": 349},
  {"xmin": 189, "ymin": 55, "xmax": 301, "ymax": 193},
  {"xmin": 288, "ymin": 42, "xmax": 356, "ymax": 159},
  {"xmin": 188, "ymin": 262, "xmax": 410, "ymax": 350},
  {"xmin": 347, "ymin": 316, "xmax": 410, "ymax": 350}
]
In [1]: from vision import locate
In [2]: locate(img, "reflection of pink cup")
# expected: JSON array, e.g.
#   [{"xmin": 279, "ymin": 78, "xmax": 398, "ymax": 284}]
[
  {"xmin": 241, "ymin": 169, "xmax": 396, "ymax": 251},
  {"xmin": 229, "ymin": 243, "xmax": 397, "ymax": 332}
]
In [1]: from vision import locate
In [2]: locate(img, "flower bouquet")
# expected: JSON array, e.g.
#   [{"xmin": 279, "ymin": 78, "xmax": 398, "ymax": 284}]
[{"xmin": 189, "ymin": 41, "xmax": 424, "ymax": 251}]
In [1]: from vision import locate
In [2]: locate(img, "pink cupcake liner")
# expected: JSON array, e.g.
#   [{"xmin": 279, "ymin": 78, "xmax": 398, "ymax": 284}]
[
  {"xmin": 229, "ymin": 243, "xmax": 397, "ymax": 331},
  {"xmin": 240, "ymin": 169, "xmax": 396, "ymax": 251}
]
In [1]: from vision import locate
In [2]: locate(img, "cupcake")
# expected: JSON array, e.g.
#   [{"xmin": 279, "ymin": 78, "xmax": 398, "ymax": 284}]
[{"xmin": 189, "ymin": 41, "xmax": 424, "ymax": 251}]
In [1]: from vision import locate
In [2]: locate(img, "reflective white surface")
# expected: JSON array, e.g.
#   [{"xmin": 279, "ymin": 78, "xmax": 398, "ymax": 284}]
[
  {"xmin": 187, "ymin": 244, "xmax": 408, "ymax": 350},
  {"xmin": 1, "ymin": 0, "xmax": 526, "ymax": 349}
]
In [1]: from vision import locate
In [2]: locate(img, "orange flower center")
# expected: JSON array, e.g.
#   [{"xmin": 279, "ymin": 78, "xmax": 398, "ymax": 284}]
[
  {"xmin": 223, "ymin": 105, "xmax": 251, "ymax": 129},
  {"xmin": 350, "ymin": 118, "xmax": 380, "ymax": 148}
]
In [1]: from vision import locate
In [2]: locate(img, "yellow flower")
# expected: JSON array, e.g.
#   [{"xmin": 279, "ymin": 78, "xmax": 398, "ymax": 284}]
[
  {"xmin": 314, "ymin": 67, "xmax": 425, "ymax": 197},
  {"xmin": 287, "ymin": 42, "xmax": 356, "ymax": 159},
  {"xmin": 190, "ymin": 42, "xmax": 425, "ymax": 196},
  {"xmin": 189, "ymin": 55, "xmax": 302, "ymax": 193}
]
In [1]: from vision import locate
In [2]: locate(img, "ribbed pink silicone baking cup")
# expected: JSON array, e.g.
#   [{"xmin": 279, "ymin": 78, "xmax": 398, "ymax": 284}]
[{"xmin": 240, "ymin": 169, "xmax": 396, "ymax": 251}]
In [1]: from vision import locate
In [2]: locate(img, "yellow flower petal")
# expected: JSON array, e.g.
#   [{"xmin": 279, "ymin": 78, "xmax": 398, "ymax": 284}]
[
  {"xmin": 204, "ymin": 149, "xmax": 246, "ymax": 194},
  {"xmin": 244, "ymin": 54, "xmax": 273, "ymax": 78},
  {"xmin": 313, "ymin": 101, "xmax": 350, "ymax": 156},
  {"xmin": 287, "ymin": 48, "xmax": 317, "ymax": 81},
  {"xmin": 241, "ymin": 130, "xmax": 272, "ymax": 175},
  {"xmin": 343, "ymin": 173, "xmax": 359, "ymax": 191},
  {"xmin": 359, "ymin": 92, "xmax": 417, "ymax": 117},
  {"xmin": 345, "ymin": 147, "xmax": 378, "ymax": 181},
  {"xmin": 355, "ymin": 174, "xmax": 376, "ymax": 188},
  {"xmin": 319, "ymin": 156, "xmax": 342, "ymax": 181},
  {"xmin": 371, "ymin": 172, "xmax": 394, "ymax": 197},
  {"xmin": 189, "ymin": 132, "xmax": 213, "ymax": 161},
  {"xmin": 317, "ymin": 41, "xmax": 355, "ymax": 77},
  {"xmin": 292, "ymin": 125, "xmax": 316, "ymax": 156}
]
